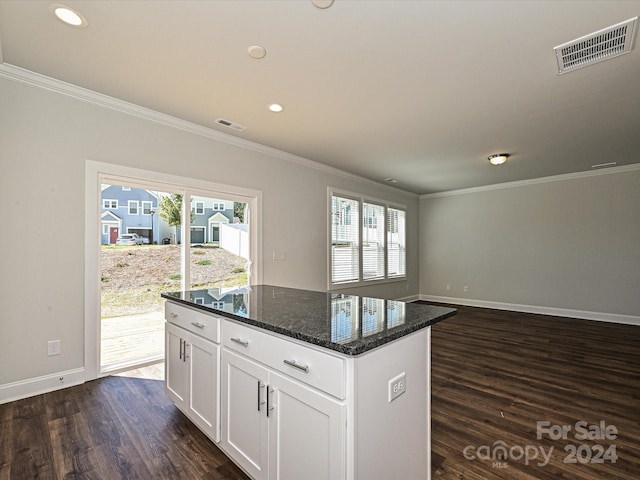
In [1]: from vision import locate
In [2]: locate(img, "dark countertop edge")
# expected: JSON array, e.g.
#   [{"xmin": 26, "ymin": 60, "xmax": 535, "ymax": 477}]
[{"xmin": 161, "ymin": 292, "xmax": 456, "ymax": 356}]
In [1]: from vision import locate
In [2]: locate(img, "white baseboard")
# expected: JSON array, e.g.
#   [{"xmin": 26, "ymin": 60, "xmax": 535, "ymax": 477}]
[
  {"xmin": 0, "ymin": 368, "xmax": 85, "ymax": 405},
  {"xmin": 418, "ymin": 295, "xmax": 640, "ymax": 326},
  {"xmin": 396, "ymin": 293, "xmax": 420, "ymax": 303}
]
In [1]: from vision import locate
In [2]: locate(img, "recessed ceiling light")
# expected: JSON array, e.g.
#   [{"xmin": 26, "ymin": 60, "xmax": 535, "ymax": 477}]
[
  {"xmin": 312, "ymin": 0, "xmax": 334, "ymax": 9},
  {"xmin": 50, "ymin": 4, "xmax": 88, "ymax": 28},
  {"xmin": 488, "ymin": 153, "xmax": 509, "ymax": 166},
  {"xmin": 268, "ymin": 104, "xmax": 284, "ymax": 113},
  {"xmin": 247, "ymin": 45, "xmax": 267, "ymax": 59}
]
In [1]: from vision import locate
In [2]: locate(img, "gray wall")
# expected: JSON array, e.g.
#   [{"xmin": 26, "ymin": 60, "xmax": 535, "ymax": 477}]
[
  {"xmin": 0, "ymin": 75, "xmax": 418, "ymax": 386},
  {"xmin": 419, "ymin": 168, "xmax": 640, "ymax": 317}
]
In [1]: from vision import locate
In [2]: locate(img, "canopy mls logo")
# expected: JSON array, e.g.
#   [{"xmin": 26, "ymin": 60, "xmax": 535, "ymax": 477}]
[{"xmin": 463, "ymin": 420, "xmax": 619, "ymax": 469}]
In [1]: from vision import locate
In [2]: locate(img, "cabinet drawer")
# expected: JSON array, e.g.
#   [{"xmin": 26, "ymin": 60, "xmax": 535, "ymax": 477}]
[
  {"xmin": 165, "ymin": 302, "xmax": 220, "ymax": 343},
  {"xmin": 223, "ymin": 321, "xmax": 346, "ymax": 399}
]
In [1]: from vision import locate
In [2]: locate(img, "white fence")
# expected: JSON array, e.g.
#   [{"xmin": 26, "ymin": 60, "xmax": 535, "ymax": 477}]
[{"xmin": 220, "ymin": 223, "xmax": 250, "ymax": 260}]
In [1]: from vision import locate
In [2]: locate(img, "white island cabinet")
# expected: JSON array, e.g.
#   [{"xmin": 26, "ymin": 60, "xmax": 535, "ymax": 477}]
[
  {"xmin": 163, "ymin": 285, "xmax": 455, "ymax": 480},
  {"xmin": 164, "ymin": 301, "xmax": 220, "ymax": 442},
  {"xmin": 221, "ymin": 321, "xmax": 346, "ymax": 480}
]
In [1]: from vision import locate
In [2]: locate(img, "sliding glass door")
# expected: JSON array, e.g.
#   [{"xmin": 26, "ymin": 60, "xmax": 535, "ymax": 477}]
[{"xmin": 99, "ymin": 181, "xmax": 253, "ymax": 374}]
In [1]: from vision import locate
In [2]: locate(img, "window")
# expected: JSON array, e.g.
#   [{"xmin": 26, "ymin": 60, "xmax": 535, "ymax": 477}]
[
  {"xmin": 122, "ymin": 186, "xmax": 131, "ymax": 191},
  {"xmin": 192, "ymin": 201, "xmax": 205, "ymax": 215},
  {"xmin": 102, "ymin": 224, "xmax": 109, "ymax": 235},
  {"xmin": 213, "ymin": 202, "xmax": 225, "ymax": 211},
  {"xmin": 331, "ymin": 195, "xmax": 360, "ymax": 284},
  {"xmin": 387, "ymin": 207, "xmax": 406, "ymax": 278},
  {"xmin": 128, "ymin": 200, "xmax": 138, "ymax": 215},
  {"xmin": 329, "ymin": 190, "xmax": 406, "ymax": 287},
  {"xmin": 362, "ymin": 202, "xmax": 385, "ymax": 280},
  {"xmin": 103, "ymin": 199, "xmax": 117, "ymax": 209},
  {"xmin": 142, "ymin": 201, "xmax": 153, "ymax": 215}
]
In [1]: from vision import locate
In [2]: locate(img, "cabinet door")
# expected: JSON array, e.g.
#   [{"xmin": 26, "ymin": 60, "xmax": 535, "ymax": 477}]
[
  {"xmin": 165, "ymin": 322, "xmax": 187, "ymax": 407},
  {"xmin": 221, "ymin": 349, "xmax": 269, "ymax": 480},
  {"xmin": 188, "ymin": 334, "xmax": 220, "ymax": 442},
  {"xmin": 269, "ymin": 372, "xmax": 346, "ymax": 480}
]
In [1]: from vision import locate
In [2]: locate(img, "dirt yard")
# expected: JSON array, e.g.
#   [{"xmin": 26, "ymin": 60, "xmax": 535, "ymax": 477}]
[{"xmin": 101, "ymin": 245, "xmax": 247, "ymax": 317}]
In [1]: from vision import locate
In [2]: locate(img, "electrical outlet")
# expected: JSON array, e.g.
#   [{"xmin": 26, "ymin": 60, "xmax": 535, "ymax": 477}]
[
  {"xmin": 388, "ymin": 372, "xmax": 406, "ymax": 402},
  {"xmin": 272, "ymin": 251, "xmax": 286, "ymax": 261},
  {"xmin": 463, "ymin": 285, "xmax": 469, "ymax": 293},
  {"xmin": 446, "ymin": 284, "xmax": 451, "ymax": 291},
  {"xmin": 48, "ymin": 340, "xmax": 61, "ymax": 356}
]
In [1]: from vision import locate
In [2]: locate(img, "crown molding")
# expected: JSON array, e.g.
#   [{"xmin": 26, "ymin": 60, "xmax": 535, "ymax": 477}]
[
  {"xmin": 421, "ymin": 163, "xmax": 640, "ymax": 199},
  {"xmin": 0, "ymin": 63, "xmax": 417, "ymax": 198}
]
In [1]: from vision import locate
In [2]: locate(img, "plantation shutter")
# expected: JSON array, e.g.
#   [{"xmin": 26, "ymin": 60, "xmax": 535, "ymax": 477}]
[
  {"xmin": 387, "ymin": 207, "xmax": 406, "ymax": 277},
  {"xmin": 331, "ymin": 195, "xmax": 360, "ymax": 284},
  {"xmin": 362, "ymin": 202, "xmax": 385, "ymax": 280}
]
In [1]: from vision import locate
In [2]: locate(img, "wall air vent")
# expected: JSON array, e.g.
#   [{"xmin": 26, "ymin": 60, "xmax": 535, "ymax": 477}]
[
  {"xmin": 554, "ymin": 17, "xmax": 637, "ymax": 74},
  {"xmin": 215, "ymin": 118, "xmax": 247, "ymax": 132}
]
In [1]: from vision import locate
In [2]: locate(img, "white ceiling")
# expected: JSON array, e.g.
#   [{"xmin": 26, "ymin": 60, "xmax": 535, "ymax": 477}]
[{"xmin": 1, "ymin": 0, "xmax": 639, "ymax": 194}]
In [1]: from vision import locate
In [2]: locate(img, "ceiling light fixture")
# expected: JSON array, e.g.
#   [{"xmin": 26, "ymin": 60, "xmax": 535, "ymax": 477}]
[
  {"xmin": 50, "ymin": 4, "xmax": 88, "ymax": 28},
  {"xmin": 312, "ymin": 0, "xmax": 334, "ymax": 9},
  {"xmin": 488, "ymin": 153, "xmax": 509, "ymax": 166},
  {"xmin": 384, "ymin": 178, "xmax": 398, "ymax": 183},
  {"xmin": 247, "ymin": 45, "xmax": 267, "ymax": 59},
  {"xmin": 591, "ymin": 161, "xmax": 617, "ymax": 169},
  {"xmin": 267, "ymin": 103, "xmax": 284, "ymax": 113}
]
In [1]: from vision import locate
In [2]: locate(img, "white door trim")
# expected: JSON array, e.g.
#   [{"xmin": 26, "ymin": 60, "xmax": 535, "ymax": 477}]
[{"xmin": 84, "ymin": 159, "xmax": 263, "ymax": 381}]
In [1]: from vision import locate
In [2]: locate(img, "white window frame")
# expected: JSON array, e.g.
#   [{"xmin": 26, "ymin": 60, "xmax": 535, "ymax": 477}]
[
  {"xmin": 142, "ymin": 201, "xmax": 153, "ymax": 215},
  {"xmin": 193, "ymin": 201, "xmax": 205, "ymax": 215},
  {"xmin": 102, "ymin": 224, "xmax": 109, "ymax": 235},
  {"xmin": 128, "ymin": 200, "xmax": 139, "ymax": 215},
  {"xmin": 328, "ymin": 187, "xmax": 407, "ymax": 289},
  {"xmin": 213, "ymin": 202, "xmax": 225, "ymax": 211},
  {"xmin": 103, "ymin": 199, "xmax": 117, "ymax": 209}
]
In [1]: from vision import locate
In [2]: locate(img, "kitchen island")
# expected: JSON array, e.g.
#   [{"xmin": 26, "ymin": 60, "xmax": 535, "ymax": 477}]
[{"xmin": 162, "ymin": 285, "xmax": 455, "ymax": 480}]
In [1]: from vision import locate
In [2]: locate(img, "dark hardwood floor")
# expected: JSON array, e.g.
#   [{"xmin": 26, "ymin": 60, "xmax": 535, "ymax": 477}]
[
  {"xmin": 0, "ymin": 369, "xmax": 249, "ymax": 480},
  {"xmin": 428, "ymin": 304, "xmax": 640, "ymax": 480},
  {"xmin": 0, "ymin": 305, "xmax": 638, "ymax": 479}
]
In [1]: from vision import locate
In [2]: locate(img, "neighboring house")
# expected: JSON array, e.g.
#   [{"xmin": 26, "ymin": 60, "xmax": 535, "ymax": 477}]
[
  {"xmin": 101, "ymin": 188, "xmax": 238, "ymax": 247},
  {"xmin": 100, "ymin": 185, "xmax": 160, "ymax": 245},
  {"xmin": 188, "ymin": 196, "xmax": 234, "ymax": 244}
]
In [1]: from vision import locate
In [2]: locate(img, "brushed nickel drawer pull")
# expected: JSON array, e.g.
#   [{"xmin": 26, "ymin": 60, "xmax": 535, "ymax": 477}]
[
  {"xmin": 283, "ymin": 359, "xmax": 309, "ymax": 373},
  {"xmin": 231, "ymin": 337, "xmax": 249, "ymax": 347},
  {"xmin": 190, "ymin": 321, "xmax": 205, "ymax": 328},
  {"xmin": 170, "ymin": 312, "xmax": 179, "ymax": 318}
]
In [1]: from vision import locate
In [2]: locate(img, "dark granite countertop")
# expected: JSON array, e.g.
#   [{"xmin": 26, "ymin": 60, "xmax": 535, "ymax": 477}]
[{"xmin": 161, "ymin": 284, "xmax": 456, "ymax": 356}]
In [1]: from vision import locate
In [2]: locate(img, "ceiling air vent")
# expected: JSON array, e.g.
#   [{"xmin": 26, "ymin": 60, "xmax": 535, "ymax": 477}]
[
  {"xmin": 554, "ymin": 17, "xmax": 637, "ymax": 74},
  {"xmin": 215, "ymin": 118, "xmax": 247, "ymax": 132}
]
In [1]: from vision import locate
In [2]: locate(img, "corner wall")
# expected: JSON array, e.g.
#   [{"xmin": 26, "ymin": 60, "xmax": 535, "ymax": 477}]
[{"xmin": 419, "ymin": 167, "xmax": 640, "ymax": 322}]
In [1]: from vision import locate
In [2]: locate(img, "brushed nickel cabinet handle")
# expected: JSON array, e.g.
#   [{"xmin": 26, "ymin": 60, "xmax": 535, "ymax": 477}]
[
  {"xmin": 257, "ymin": 381, "xmax": 266, "ymax": 411},
  {"xmin": 231, "ymin": 337, "xmax": 249, "ymax": 347},
  {"xmin": 266, "ymin": 386, "xmax": 274, "ymax": 417},
  {"xmin": 283, "ymin": 359, "xmax": 309, "ymax": 373}
]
